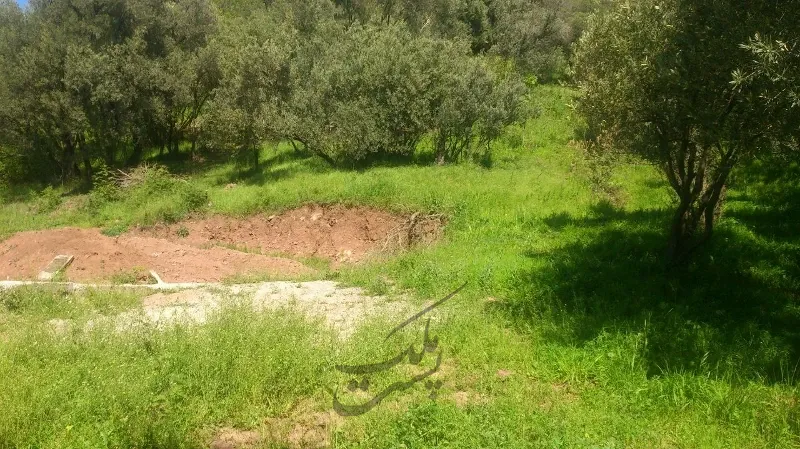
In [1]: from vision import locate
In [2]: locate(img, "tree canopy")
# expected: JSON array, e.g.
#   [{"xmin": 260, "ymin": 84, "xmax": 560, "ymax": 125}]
[
  {"xmin": 574, "ymin": 0, "xmax": 799, "ymax": 263},
  {"xmin": 0, "ymin": 0, "xmax": 588, "ymax": 184}
]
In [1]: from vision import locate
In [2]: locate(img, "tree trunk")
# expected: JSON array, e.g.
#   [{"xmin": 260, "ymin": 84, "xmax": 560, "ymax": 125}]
[
  {"xmin": 666, "ymin": 180, "xmax": 729, "ymax": 265},
  {"xmin": 79, "ymin": 137, "xmax": 92, "ymax": 186},
  {"xmin": 435, "ymin": 131, "xmax": 446, "ymax": 165},
  {"xmin": 166, "ymin": 123, "xmax": 178, "ymax": 154},
  {"xmin": 128, "ymin": 132, "xmax": 143, "ymax": 166},
  {"xmin": 252, "ymin": 145, "xmax": 259, "ymax": 169},
  {"xmin": 290, "ymin": 140, "xmax": 303, "ymax": 155},
  {"xmin": 295, "ymin": 136, "xmax": 336, "ymax": 166},
  {"xmin": 105, "ymin": 143, "xmax": 115, "ymax": 168},
  {"xmin": 61, "ymin": 134, "xmax": 76, "ymax": 183},
  {"xmin": 666, "ymin": 197, "xmax": 694, "ymax": 264}
]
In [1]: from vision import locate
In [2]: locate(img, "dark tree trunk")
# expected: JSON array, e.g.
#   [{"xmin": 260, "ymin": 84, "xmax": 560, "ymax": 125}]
[
  {"xmin": 128, "ymin": 131, "xmax": 143, "ymax": 166},
  {"xmin": 666, "ymin": 198, "xmax": 694, "ymax": 264},
  {"xmin": 79, "ymin": 136, "xmax": 92, "ymax": 186},
  {"xmin": 61, "ymin": 134, "xmax": 76, "ymax": 183},
  {"xmin": 290, "ymin": 140, "xmax": 303, "ymax": 155},
  {"xmin": 166, "ymin": 122, "xmax": 178, "ymax": 154},
  {"xmin": 435, "ymin": 131, "xmax": 446, "ymax": 165},
  {"xmin": 105, "ymin": 150, "xmax": 114, "ymax": 167},
  {"xmin": 252, "ymin": 145, "xmax": 259, "ymax": 169},
  {"xmin": 83, "ymin": 156, "xmax": 92, "ymax": 185},
  {"xmin": 665, "ymin": 162, "xmax": 734, "ymax": 264},
  {"xmin": 662, "ymin": 135, "xmax": 738, "ymax": 265}
]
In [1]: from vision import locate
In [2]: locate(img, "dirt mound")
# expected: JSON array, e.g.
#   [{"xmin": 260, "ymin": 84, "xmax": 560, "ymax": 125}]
[
  {"xmin": 0, "ymin": 205, "xmax": 442, "ymax": 283},
  {"xmin": 0, "ymin": 228, "xmax": 311, "ymax": 283},
  {"xmin": 136, "ymin": 204, "xmax": 443, "ymax": 263}
]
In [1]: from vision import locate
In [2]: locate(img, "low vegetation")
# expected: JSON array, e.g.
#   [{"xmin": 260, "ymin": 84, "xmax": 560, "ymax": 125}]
[
  {"xmin": 0, "ymin": 87, "xmax": 797, "ymax": 447},
  {"xmin": 1, "ymin": 0, "xmax": 798, "ymax": 447}
]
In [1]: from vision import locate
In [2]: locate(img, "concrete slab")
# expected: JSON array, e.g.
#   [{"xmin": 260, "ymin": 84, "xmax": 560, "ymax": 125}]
[{"xmin": 37, "ymin": 255, "xmax": 75, "ymax": 281}]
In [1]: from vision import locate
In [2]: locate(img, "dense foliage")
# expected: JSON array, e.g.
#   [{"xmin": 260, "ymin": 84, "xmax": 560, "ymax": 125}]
[
  {"xmin": 0, "ymin": 0, "xmax": 604, "ymax": 184},
  {"xmin": 574, "ymin": 0, "xmax": 799, "ymax": 262}
]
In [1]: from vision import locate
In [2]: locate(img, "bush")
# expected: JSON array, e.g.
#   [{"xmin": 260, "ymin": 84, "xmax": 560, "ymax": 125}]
[
  {"xmin": 432, "ymin": 55, "xmax": 526, "ymax": 163},
  {"xmin": 88, "ymin": 162, "xmax": 120, "ymax": 210},
  {"xmin": 283, "ymin": 24, "xmax": 526, "ymax": 165},
  {"xmin": 32, "ymin": 186, "xmax": 61, "ymax": 214},
  {"xmin": 134, "ymin": 165, "xmax": 178, "ymax": 196},
  {"xmin": 179, "ymin": 183, "xmax": 209, "ymax": 212},
  {"xmin": 88, "ymin": 164, "xmax": 209, "ymax": 225},
  {"xmin": 131, "ymin": 177, "xmax": 207, "ymax": 225}
]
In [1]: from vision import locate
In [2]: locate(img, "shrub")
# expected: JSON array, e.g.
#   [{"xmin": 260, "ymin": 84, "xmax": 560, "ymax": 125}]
[
  {"xmin": 33, "ymin": 186, "xmax": 61, "ymax": 214},
  {"xmin": 178, "ymin": 183, "xmax": 209, "ymax": 212},
  {"xmin": 283, "ymin": 24, "xmax": 525, "ymax": 165},
  {"xmin": 88, "ymin": 162, "xmax": 121, "ymax": 210},
  {"xmin": 176, "ymin": 225, "xmax": 190, "ymax": 238},
  {"xmin": 135, "ymin": 165, "xmax": 178, "ymax": 196}
]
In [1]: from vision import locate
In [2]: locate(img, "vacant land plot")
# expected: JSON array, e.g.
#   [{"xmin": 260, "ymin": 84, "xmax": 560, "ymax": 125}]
[{"xmin": 0, "ymin": 87, "xmax": 797, "ymax": 449}]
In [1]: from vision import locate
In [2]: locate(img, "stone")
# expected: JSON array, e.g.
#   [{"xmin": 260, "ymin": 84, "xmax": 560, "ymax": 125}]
[{"xmin": 37, "ymin": 255, "xmax": 74, "ymax": 281}]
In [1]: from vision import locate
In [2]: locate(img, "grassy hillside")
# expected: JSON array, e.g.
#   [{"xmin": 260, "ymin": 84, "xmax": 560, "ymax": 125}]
[{"xmin": 0, "ymin": 86, "xmax": 798, "ymax": 448}]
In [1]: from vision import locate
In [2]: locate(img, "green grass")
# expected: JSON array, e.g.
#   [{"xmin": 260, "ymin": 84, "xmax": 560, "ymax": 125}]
[{"xmin": 0, "ymin": 85, "xmax": 798, "ymax": 448}]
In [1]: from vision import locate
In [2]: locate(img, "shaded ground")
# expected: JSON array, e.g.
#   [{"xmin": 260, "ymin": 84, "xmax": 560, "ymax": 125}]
[
  {"xmin": 503, "ymin": 161, "xmax": 800, "ymax": 384},
  {"xmin": 0, "ymin": 205, "xmax": 442, "ymax": 283}
]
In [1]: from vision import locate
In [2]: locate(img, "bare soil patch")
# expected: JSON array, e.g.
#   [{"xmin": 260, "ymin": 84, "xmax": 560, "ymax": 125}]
[
  {"xmin": 0, "ymin": 228, "xmax": 310, "ymax": 283},
  {"xmin": 104, "ymin": 281, "xmax": 410, "ymax": 338},
  {"xmin": 209, "ymin": 428, "xmax": 262, "ymax": 449},
  {"xmin": 0, "ymin": 205, "xmax": 442, "ymax": 283},
  {"xmin": 208, "ymin": 409, "xmax": 341, "ymax": 449},
  {"xmin": 136, "ymin": 204, "xmax": 443, "ymax": 263}
]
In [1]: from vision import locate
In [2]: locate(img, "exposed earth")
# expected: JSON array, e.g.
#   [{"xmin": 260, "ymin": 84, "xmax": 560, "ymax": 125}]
[
  {"xmin": 46, "ymin": 280, "xmax": 411, "ymax": 340},
  {"xmin": 0, "ymin": 205, "xmax": 443, "ymax": 283}
]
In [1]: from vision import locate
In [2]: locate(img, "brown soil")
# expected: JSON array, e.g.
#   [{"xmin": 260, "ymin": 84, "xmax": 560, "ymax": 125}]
[
  {"xmin": 135, "ymin": 204, "xmax": 443, "ymax": 263},
  {"xmin": 209, "ymin": 428, "xmax": 262, "ymax": 449},
  {"xmin": 0, "ymin": 227, "xmax": 311, "ymax": 283},
  {"xmin": 0, "ymin": 205, "xmax": 443, "ymax": 283}
]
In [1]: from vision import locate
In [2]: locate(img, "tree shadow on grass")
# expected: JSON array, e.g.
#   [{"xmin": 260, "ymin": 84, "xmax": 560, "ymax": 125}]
[
  {"xmin": 138, "ymin": 141, "xmax": 449, "ymax": 189},
  {"xmin": 504, "ymin": 173, "xmax": 800, "ymax": 384},
  {"xmin": 143, "ymin": 145, "xmax": 330, "ymax": 187},
  {"xmin": 726, "ymin": 160, "xmax": 800, "ymax": 243},
  {"xmin": 221, "ymin": 158, "xmax": 323, "ymax": 186}
]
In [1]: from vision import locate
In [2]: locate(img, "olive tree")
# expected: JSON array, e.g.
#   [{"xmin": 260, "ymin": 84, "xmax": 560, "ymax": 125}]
[
  {"xmin": 285, "ymin": 24, "xmax": 449, "ymax": 164},
  {"xmin": 282, "ymin": 23, "xmax": 523, "ymax": 166},
  {"xmin": 735, "ymin": 33, "xmax": 800, "ymax": 159},
  {"xmin": 574, "ymin": 0, "xmax": 796, "ymax": 263},
  {"xmin": 200, "ymin": 11, "xmax": 293, "ymax": 168},
  {"xmin": 485, "ymin": 0, "xmax": 572, "ymax": 80},
  {"xmin": 433, "ymin": 55, "xmax": 525, "ymax": 164}
]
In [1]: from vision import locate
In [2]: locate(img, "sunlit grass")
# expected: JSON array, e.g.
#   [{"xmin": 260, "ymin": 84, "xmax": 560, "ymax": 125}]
[{"xmin": 0, "ymin": 85, "xmax": 797, "ymax": 448}]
